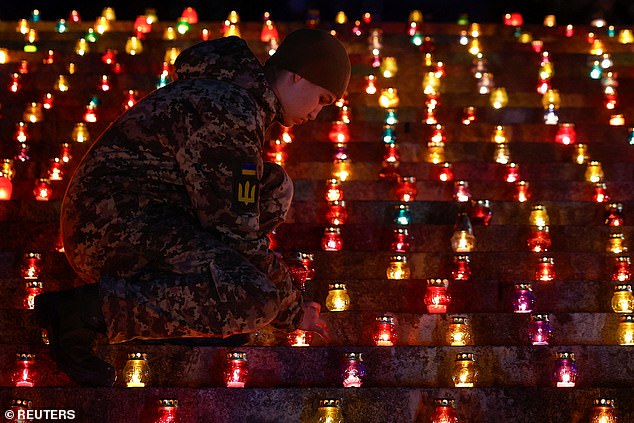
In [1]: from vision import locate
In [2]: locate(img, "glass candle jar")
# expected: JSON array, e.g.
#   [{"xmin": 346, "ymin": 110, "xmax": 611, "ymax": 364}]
[
  {"xmin": 437, "ymin": 162, "xmax": 454, "ymax": 182},
  {"xmin": 326, "ymin": 283, "xmax": 350, "ymax": 312},
  {"xmin": 288, "ymin": 329, "xmax": 313, "ymax": 347},
  {"xmin": 326, "ymin": 200, "xmax": 348, "ymax": 226},
  {"xmin": 611, "ymin": 284, "xmax": 633, "ymax": 313},
  {"xmin": 20, "ymin": 252, "xmax": 42, "ymax": 279},
  {"xmin": 554, "ymin": 123, "xmax": 576, "ymax": 145},
  {"xmin": 608, "ymin": 233, "xmax": 626, "ymax": 254},
  {"xmin": 424, "ymin": 279, "xmax": 451, "ymax": 313},
  {"xmin": 155, "ymin": 399, "xmax": 178, "ymax": 423},
  {"xmin": 24, "ymin": 280, "xmax": 43, "ymax": 310},
  {"xmin": 512, "ymin": 283, "xmax": 536, "ymax": 313},
  {"xmin": 341, "ymin": 352, "xmax": 366, "ymax": 387},
  {"xmin": 300, "ymin": 252, "xmax": 316, "ymax": 281},
  {"xmin": 322, "ymin": 227, "xmax": 343, "ymax": 252},
  {"xmin": 590, "ymin": 398, "xmax": 618, "ymax": 423},
  {"xmin": 453, "ymin": 181, "xmax": 471, "ymax": 203},
  {"xmin": 452, "ymin": 255, "xmax": 471, "ymax": 281},
  {"xmin": 536, "ymin": 256, "xmax": 556, "ymax": 282},
  {"xmin": 529, "ymin": 205, "xmax": 550, "ymax": 227},
  {"xmin": 446, "ymin": 316, "xmax": 472, "ymax": 346},
  {"xmin": 390, "ymin": 228, "xmax": 411, "ymax": 253},
  {"xmin": 553, "ymin": 352, "xmax": 577, "ymax": 387},
  {"xmin": 373, "ymin": 314, "xmax": 397, "ymax": 346},
  {"xmin": 612, "ymin": 256, "xmax": 630, "ymax": 282},
  {"xmin": 527, "ymin": 226, "xmax": 551, "ymax": 252},
  {"xmin": 315, "ymin": 399, "xmax": 343, "ymax": 423},
  {"xmin": 393, "ymin": 204, "xmax": 411, "ymax": 226},
  {"xmin": 11, "ymin": 353, "xmax": 38, "ymax": 387},
  {"xmin": 123, "ymin": 352, "xmax": 150, "ymax": 387},
  {"xmin": 505, "ymin": 162, "xmax": 520, "ymax": 183},
  {"xmin": 451, "ymin": 213, "xmax": 475, "ymax": 253},
  {"xmin": 430, "ymin": 398, "xmax": 458, "ymax": 423},
  {"xmin": 386, "ymin": 255, "xmax": 410, "ymax": 280},
  {"xmin": 452, "ymin": 352, "xmax": 478, "ymax": 387},
  {"xmin": 224, "ymin": 352, "xmax": 248, "ymax": 388},
  {"xmin": 396, "ymin": 176, "xmax": 417, "ymax": 202},
  {"xmin": 469, "ymin": 200, "xmax": 492, "ymax": 226},
  {"xmin": 528, "ymin": 313, "xmax": 552, "ymax": 345},
  {"xmin": 585, "ymin": 161, "xmax": 605, "ymax": 183},
  {"xmin": 605, "ymin": 203, "xmax": 624, "ymax": 227}
]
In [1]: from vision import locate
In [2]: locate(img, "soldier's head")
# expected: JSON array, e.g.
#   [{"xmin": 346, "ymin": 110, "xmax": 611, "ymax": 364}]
[{"xmin": 265, "ymin": 29, "xmax": 351, "ymax": 127}]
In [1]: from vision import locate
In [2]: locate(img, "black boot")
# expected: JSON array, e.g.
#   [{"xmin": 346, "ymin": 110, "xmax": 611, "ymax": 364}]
[{"xmin": 34, "ymin": 283, "xmax": 116, "ymax": 387}]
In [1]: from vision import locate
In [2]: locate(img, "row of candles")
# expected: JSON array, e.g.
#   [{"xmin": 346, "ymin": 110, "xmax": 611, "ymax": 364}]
[
  {"xmin": 9, "ymin": 343, "xmax": 633, "ymax": 390},
  {"xmin": 4, "ymin": 395, "xmax": 622, "ymax": 423}
]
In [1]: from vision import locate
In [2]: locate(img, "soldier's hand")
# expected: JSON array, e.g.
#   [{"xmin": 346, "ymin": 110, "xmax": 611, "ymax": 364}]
[{"xmin": 298, "ymin": 301, "xmax": 329, "ymax": 342}]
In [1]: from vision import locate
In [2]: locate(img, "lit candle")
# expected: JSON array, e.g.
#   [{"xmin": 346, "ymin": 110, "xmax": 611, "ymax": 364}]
[
  {"xmin": 611, "ymin": 284, "xmax": 633, "ymax": 313},
  {"xmin": 321, "ymin": 227, "xmax": 343, "ymax": 252},
  {"xmin": 430, "ymin": 398, "xmax": 458, "ymax": 423},
  {"xmin": 590, "ymin": 398, "xmax": 618, "ymax": 423},
  {"xmin": 124, "ymin": 352, "xmax": 150, "ymax": 387},
  {"xmin": 386, "ymin": 255, "xmax": 410, "ymax": 280},
  {"xmin": 326, "ymin": 283, "xmax": 350, "ymax": 312},
  {"xmin": 11, "ymin": 353, "xmax": 38, "ymax": 387},
  {"xmin": 424, "ymin": 279, "xmax": 451, "ymax": 313},
  {"xmin": 224, "ymin": 352, "xmax": 248, "ymax": 388},
  {"xmin": 554, "ymin": 352, "xmax": 577, "ymax": 387},
  {"xmin": 373, "ymin": 314, "xmax": 397, "ymax": 346},
  {"xmin": 452, "ymin": 352, "xmax": 478, "ymax": 387},
  {"xmin": 447, "ymin": 316, "xmax": 472, "ymax": 346},
  {"xmin": 341, "ymin": 352, "xmax": 366, "ymax": 387},
  {"xmin": 512, "ymin": 283, "xmax": 536, "ymax": 313},
  {"xmin": 536, "ymin": 256, "xmax": 556, "ymax": 282},
  {"xmin": 24, "ymin": 280, "xmax": 43, "ymax": 310},
  {"xmin": 155, "ymin": 399, "xmax": 179, "ymax": 423},
  {"xmin": 617, "ymin": 315, "xmax": 634, "ymax": 345},
  {"xmin": 611, "ymin": 255, "xmax": 630, "ymax": 281},
  {"xmin": 288, "ymin": 329, "xmax": 312, "ymax": 347},
  {"xmin": 528, "ymin": 313, "xmax": 552, "ymax": 345},
  {"xmin": 452, "ymin": 255, "xmax": 471, "ymax": 281},
  {"xmin": 314, "ymin": 399, "xmax": 343, "ymax": 422}
]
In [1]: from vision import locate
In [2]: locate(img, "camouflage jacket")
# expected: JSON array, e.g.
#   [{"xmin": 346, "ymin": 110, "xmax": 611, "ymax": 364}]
[{"xmin": 62, "ymin": 37, "xmax": 302, "ymax": 332}]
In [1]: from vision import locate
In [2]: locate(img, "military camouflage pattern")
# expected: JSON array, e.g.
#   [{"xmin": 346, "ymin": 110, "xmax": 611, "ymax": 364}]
[{"xmin": 61, "ymin": 37, "xmax": 303, "ymax": 343}]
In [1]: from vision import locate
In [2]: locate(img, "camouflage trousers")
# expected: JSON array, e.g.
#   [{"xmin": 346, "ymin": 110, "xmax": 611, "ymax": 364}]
[{"xmin": 83, "ymin": 163, "xmax": 300, "ymax": 343}]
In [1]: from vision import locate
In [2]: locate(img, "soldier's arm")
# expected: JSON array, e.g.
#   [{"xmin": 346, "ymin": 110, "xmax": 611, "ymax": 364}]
[{"xmin": 171, "ymin": 91, "xmax": 303, "ymax": 331}]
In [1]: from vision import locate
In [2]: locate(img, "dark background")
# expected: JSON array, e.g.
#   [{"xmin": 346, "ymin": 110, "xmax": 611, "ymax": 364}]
[{"xmin": 1, "ymin": 0, "xmax": 633, "ymax": 24}]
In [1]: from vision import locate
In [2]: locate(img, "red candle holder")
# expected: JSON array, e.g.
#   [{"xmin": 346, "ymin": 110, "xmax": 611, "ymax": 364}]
[
  {"xmin": 9, "ymin": 73, "xmax": 21, "ymax": 93},
  {"xmin": 430, "ymin": 398, "xmax": 458, "ymax": 423},
  {"xmin": 528, "ymin": 225, "xmax": 551, "ymax": 252},
  {"xmin": 593, "ymin": 183, "xmax": 609, "ymax": 203},
  {"xmin": 528, "ymin": 313, "xmax": 552, "ymax": 345},
  {"xmin": 605, "ymin": 203, "xmax": 624, "ymax": 227},
  {"xmin": 0, "ymin": 175, "xmax": 12, "ymax": 200},
  {"xmin": 462, "ymin": 106, "xmax": 477, "ymax": 125},
  {"xmin": 436, "ymin": 162, "xmax": 454, "ymax": 182},
  {"xmin": 328, "ymin": 121, "xmax": 349, "ymax": 144},
  {"xmin": 452, "ymin": 255, "xmax": 472, "ymax": 281},
  {"xmin": 536, "ymin": 78, "xmax": 551, "ymax": 95},
  {"xmin": 396, "ymin": 176, "xmax": 417, "ymax": 202},
  {"xmin": 430, "ymin": 124, "xmax": 446, "ymax": 143},
  {"xmin": 390, "ymin": 228, "xmax": 411, "ymax": 253},
  {"xmin": 365, "ymin": 74, "xmax": 377, "ymax": 95},
  {"xmin": 285, "ymin": 252, "xmax": 308, "ymax": 291},
  {"xmin": 181, "ymin": 6, "xmax": 199, "ymax": 23},
  {"xmin": 224, "ymin": 352, "xmax": 248, "ymax": 388},
  {"xmin": 503, "ymin": 13, "xmax": 523, "ymax": 26},
  {"xmin": 325, "ymin": 179, "xmax": 343, "ymax": 202},
  {"xmin": 11, "ymin": 353, "xmax": 38, "ymax": 387},
  {"xmin": 20, "ymin": 252, "xmax": 42, "ymax": 279},
  {"xmin": 425, "ymin": 279, "xmax": 451, "ymax": 313},
  {"xmin": 453, "ymin": 181, "xmax": 471, "ymax": 203},
  {"xmin": 373, "ymin": 314, "xmax": 397, "ymax": 346},
  {"xmin": 33, "ymin": 179, "xmax": 52, "ymax": 201},
  {"xmin": 14, "ymin": 122, "xmax": 28, "ymax": 143},
  {"xmin": 288, "ymin": 329, "xmax": 313, "ymax": 347},
  {"xmin": 83, "ymin": 105, "xmax": 97, "ymax": 123},
  {"xmin": 24, "ymin": 280, "xmax": 43, "ymax": 310},
  {"xmin": 326, "ymin": 200, "xmax": 347, "ymax": 226},
  {"xmin": 379, "ymin": 143, "xmax": 401, "ymax": 181},
  {"xmin": 42, "ymin": 92, "xmax": 54, "ymax": 110},
  {"xmin": 515, "ymin": 181, "xmax": 531, "ymax": 202},
  {"xmin": 536, "ymin": 256, "xmax": 556, "ymax": 282},
  {"xmin": 555, "ymin": 123, "xmax": 576, "ymax": 145},
  {"xmin": 123, "ymin": 90, "xmax": 138, "ymax": 111},
  {"xmin": 300, "ymin": 252, "xmax": 315, "ymax": 280},
  {"xmin": 505, "ymin": 162, "xmax": 520, "ymax": 183},
  {"xmin": 612, "ymin": 256, "xmax": 631, "ymax": 282},
  {"xmin": 554, "ymin": 352, "xmax": 577, "ymax": 387},
  {"xmin": 469, "ymin": 199, "xmax": 492, "ymax": 226},
  {"xmin": 155, "ymin": 399, "xmax": 178, "ymax": 423},
  {"xmin": 9, "ymin": 399, "xmax": 33, "ymax": 422},
  {"xmin": 321, "ymin": 227, "xmax": 343, "ymax": 251}
]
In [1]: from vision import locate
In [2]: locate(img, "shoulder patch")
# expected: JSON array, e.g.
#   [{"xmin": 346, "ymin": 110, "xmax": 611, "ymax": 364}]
[{"xmin": 232, "ymin": 162, "xmax": 259, "ymax": 212}]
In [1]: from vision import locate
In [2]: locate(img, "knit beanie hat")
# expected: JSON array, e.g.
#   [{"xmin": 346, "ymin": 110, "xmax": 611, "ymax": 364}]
[{"xmin": 266, "ymin": 29, "xmax": 351, "ymax": 98}]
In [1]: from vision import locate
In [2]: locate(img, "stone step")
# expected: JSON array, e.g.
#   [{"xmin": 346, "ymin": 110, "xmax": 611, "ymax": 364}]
[
  {"xmin": 0, "ymin": 386, "xmax": 632, "ymax": 423},
  {"xmin": 0, "ymin": 344, "xmax": 631, "ymax": 388},
  {"xmin": 0, "ymin": 309, "xmax": 624, "ymax": 347}
]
